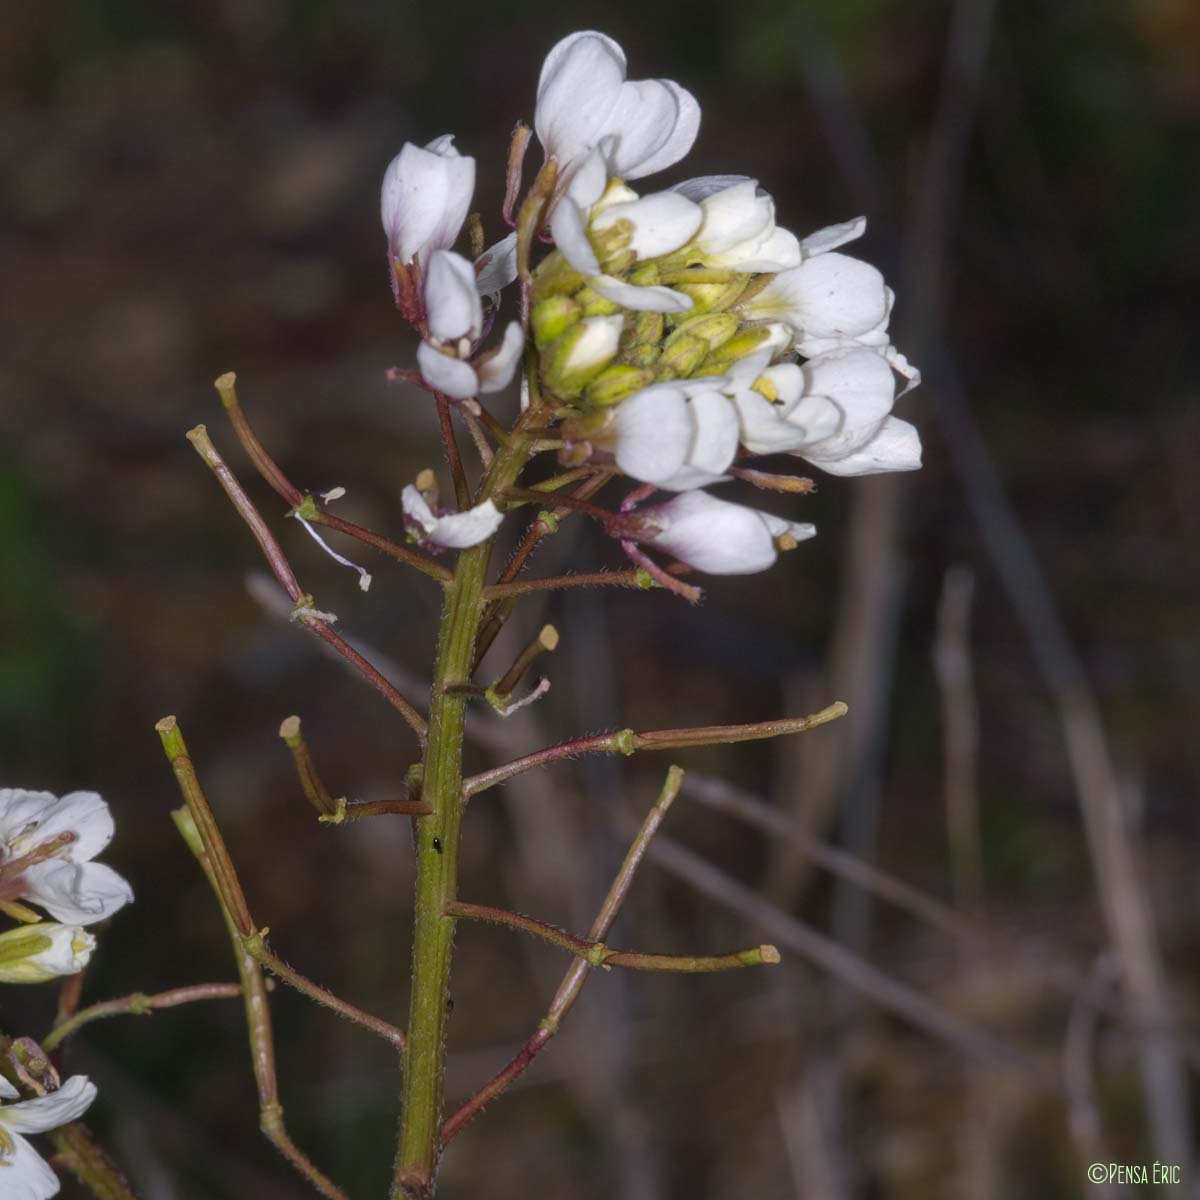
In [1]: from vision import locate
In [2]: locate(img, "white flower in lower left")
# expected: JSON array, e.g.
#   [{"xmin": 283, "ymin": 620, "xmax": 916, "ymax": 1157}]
[
  {"xmin": 0, "ymin": 789, "xmax": 133, "ymax": 926},
  {"xmin": 0, "ymin": 923, "xmax": 95, "ymax": 983},
  {"xmin": 0, "ymin": 1074, "xmax": 97, "ymax": 1199}
]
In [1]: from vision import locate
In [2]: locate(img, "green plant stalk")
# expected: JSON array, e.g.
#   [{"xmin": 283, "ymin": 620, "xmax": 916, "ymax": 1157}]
[{"xmin": 392, "ymin": 430, "xmax": 534, "ymax": 1200}]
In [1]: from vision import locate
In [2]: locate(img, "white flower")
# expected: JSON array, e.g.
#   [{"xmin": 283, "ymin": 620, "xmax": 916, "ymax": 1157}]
[
  {"xmin": 636, "ymin": 491, "xmax": 815, "ymax": 575},
  {"xmin": 0, "ymin": 1075, "xmax": 97, "ymax": 1199},
  {"xmin": 535, "ymin": 31, "xmax": 700, "ymax": 186},
  {"xmin": 0, "ymin": 923, "xmax": 94, "ymax": 983},
  {"xmin": 671, "ymin": 177, "xmax": 801, "ymax": 272},
  {"xmin": 0, "ymin": 789, "xmax": 133, "ymax": 926},
  {"xmin": 548, "ymin": 164, "xmax": 698, "ymax": 313},
  {"xmin": 381, "ymin": 135, "xmax": 475, "ymax": 272},
  {"xmin": 401, "ymin": 486, "xmax": 503, "ymax": 550},
  {"xmin": 416, "ymin": 250, "xmax": 525, "ymax": 399},
  {"xmin": 594, "ymin": 381, "xmax": 739, "ymax": 490},
  {"xmin": 740, "ymin": 250, "xmax": 894, "ymax": 357},
  {"xmin": 729, "ymin": 348, "xmax": 922, "ymax": 476}
]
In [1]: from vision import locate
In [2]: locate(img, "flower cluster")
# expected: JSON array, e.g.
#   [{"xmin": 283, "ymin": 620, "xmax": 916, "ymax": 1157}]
[
  {"xmin": 381, "ymin": 30, "xmax": 921, "ymax": 581},
  {"xmin": 0, "ymin": 788, "xmax": 130, "ymax": 1196}
]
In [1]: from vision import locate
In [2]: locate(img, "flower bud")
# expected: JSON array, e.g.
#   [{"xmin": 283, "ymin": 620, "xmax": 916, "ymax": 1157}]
[
  {"xmin": 531, "ymin": 295, "xmax": 582, "ymax": 349},
  {"xmin": 671, "ymin": 276, "xmax": 750, "ymax": 315},
  {"xmin": 583, "ymin": 364, "xmax": 656, "ymax": 406},
  {"xmin": 573, "ymin": 285, "xmax": 622, "ymax": 317},
  {"xmin": 624, "ymin": 310, "xmax": 665, "ymax": 349},
  {"xmin": 665, "ymin": 313, "xmax": 738, "ymax": 354},
  {"xmin": 541, "ymin": 314, "xmax": 624, "ymax": 398},
  {"xmin": 657, "ymin": 333, "xmax": 709, "ymax": 378},
  {"xmin": 0, "ymin": 922, "xmax": 95, "ymax": 983},
  {"xmin": 698, "ymin": 324, "xmax": 790, "ymax": 373}
]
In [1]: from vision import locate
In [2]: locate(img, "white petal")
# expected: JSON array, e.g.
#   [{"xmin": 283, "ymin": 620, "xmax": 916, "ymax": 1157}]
[
  {"xmin": 477, "ymin": 322, "xmax": 525, "ymax": 394},
  {"xmin": 401, "ymin": 487, "xmax": 503, "ymax": 548},
  {"xmin": 432, "ymin": 502, "xmax": 504, "ymax": 549},
  {"xmin": 646, "ymin": 492, "xmax": 778, "ymax": 574},
  {"xmin": 671, "ymin": 175, "xmax": 754, "ymax": 203},
  {"xmin": 694, "ymin": 180, "xmax": 772, "ymax": 256},
  {"xmin": 559, "ymin": 314, "xmax": 624, "ymax": 375},
  {"xmin": 800, "ymin": 216, "xmax": 867, "ymax": 257},
  {"xmin": 802, "ymin": 346, "xmax": 896, "ymax": 431},
  {"xmin": 3, "ymin": 1077, "xmax": 97, "ymax": 1135},
  {"xmin": 535, "ymin": 32, "xmax": 626, "ymax": 170},
  {"xmin": 806, "ymin": 416, "xmax": 922, "ymax": 476},
  {"xmin": 380, "ymin": 139, "xmax": 475, "ymax": 266},
  {"xmin": 592, "ymin": 191, "xmax": 702, "ymax": 260},
  {"xmin": 474, "ymin": 233, "xmax": 517, "ymax": 295},
  {"xmin": 0, "ymin": 1131, "xmax": 63, "ymax": 1200},
  {"xmin": 0, "ymin": 1078, "xmax": 18, "ymax": 1100},
  {"xmin": 590, "ymin": 275, "xmax": 692, "ymax": 313},
  {"xmin": 400, "ymin": 485, "xmax": 439, "ymax": 535},
  {"xmin": 656, "ymin": 390, "xmax": 740, "ymax": 490},
  {"xmin": 22, "ymin": 861, "xmax": 133, "ymax": 926},
  {"xmin": 759, "ymin": 362, "xmax": 807, "ymax": 407},
  {"xmin": 0, "ymin": 790, "xmax": 59, "ymax": 853},
  {"xmin": 416, "ymin": 341, "xmax": 479, "ymax": 400},
  {"xmin": 424, "ymin": 250, "xmax": 482, "ymax": 343},
  {"xmin": 724, "ymin": 226, "xmax": 802, "ymax": 273},
  {"xmin": 747, "ymin": 253, "xmax": 890, "ymax": 347},
  {"xmin": 609, "ymin": 386, "xmax": 692, "ymax": 484},
  {"xmin": 0, "ymin": 790, "xmax": 114, "ymax": 864},
  {"xmin": 564, "ymin": 145, "xmax": 610, "ymax": 208},
  {"xmin": 732, "ymin": 389, "xmax": 810, "ymax": 455},
  {"xmin": 616, "ymin": 79, "xmax": 700, "ymax": 179},
  {"xmin": 549, "ymin": 197, "xmax": 602, "ymax": 277},
  {"xmin": 759, "ymin": 512, "xmax": 817, "ymax": 543}
]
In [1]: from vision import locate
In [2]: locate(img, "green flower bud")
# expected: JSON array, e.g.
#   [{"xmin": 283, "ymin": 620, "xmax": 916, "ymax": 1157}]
[
  {"xmin": 540, "ymin": 314, "xmax": 624, "ymax": 400},
  {"xmin": 658, "ymin": 332, "xmax": 709, "ymax": 377},
  {"xmin": 624, "ymin": 310, "xmax": 665, "ymax": 348},
  {"xmin": 671, "ymin": 276, "xmax": 751, "ymax": 315},
  {"xmin": 531, "ymin": 295, "xmax": 582, "ymax": 349},
  {"xmin": 573, "ymin": 286, "xmax": 622, "ymax": 317},
  {"xmin": 583, "ymin": 364, "xmax": 656, "ymax": 406},
  {"xmin": 0, "ymin": 923, "xmax": 95, "ymax": 983},
  {"xmin": 696, "ymin": 326, "xmax": 774, "ymax": 373},
  {"xmin": 664, "ymin": 313, "xmax": 738, "ymax": 355},
  {"xmin": 620, "ymin": 342, "xmax": 661, "ymax": 369}
]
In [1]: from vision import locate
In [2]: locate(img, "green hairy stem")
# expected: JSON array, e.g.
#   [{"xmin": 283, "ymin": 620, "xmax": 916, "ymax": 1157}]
[{"xmin": 392, "ymin": 429, "xmax": 534, "ymax": 1200}]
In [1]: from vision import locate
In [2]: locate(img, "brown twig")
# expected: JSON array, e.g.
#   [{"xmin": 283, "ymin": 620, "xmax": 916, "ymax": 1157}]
[
  {"xmin": 157, "ymin": 717, "xmax": 406, "ymax": 1053},
  {"xmin": 462, "ymin": 703, "xmax": 847, "ymax": 799},
  {"xmin": 43, "ymin": 984, "xmax": 243, "ymax": 1053},
  {"xmin": 481, "ymin": 570, "xmax": 652, "ymax": 601},
  {"xmin": 186, "ymin": 425, "xmax": 429, "ymax": 741},
  {"xmin": 441, "ymin": 766, "xmax": 685, "ymax": 1145},
  {"xmin": 278, "ymin": 715, "xmax": 337, "ymax": 817},
  {"xmin": 435, "ymin": 392, "xmax": 471, "ymax": 510},
  {"xmin": 445, "ymin": 900, "xmax": 778, "ymax": 972}
]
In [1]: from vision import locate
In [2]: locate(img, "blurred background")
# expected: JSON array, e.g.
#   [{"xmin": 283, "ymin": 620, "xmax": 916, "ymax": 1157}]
[{"xmin": 2, "ymin": 0, "xmax": 1198, "ymax": 1196}]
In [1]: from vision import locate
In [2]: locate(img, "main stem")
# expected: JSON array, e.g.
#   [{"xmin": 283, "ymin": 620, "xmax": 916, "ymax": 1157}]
[{"xmin": 392, "ymin": 429, "xmax": 533, "ymax": 1200}]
